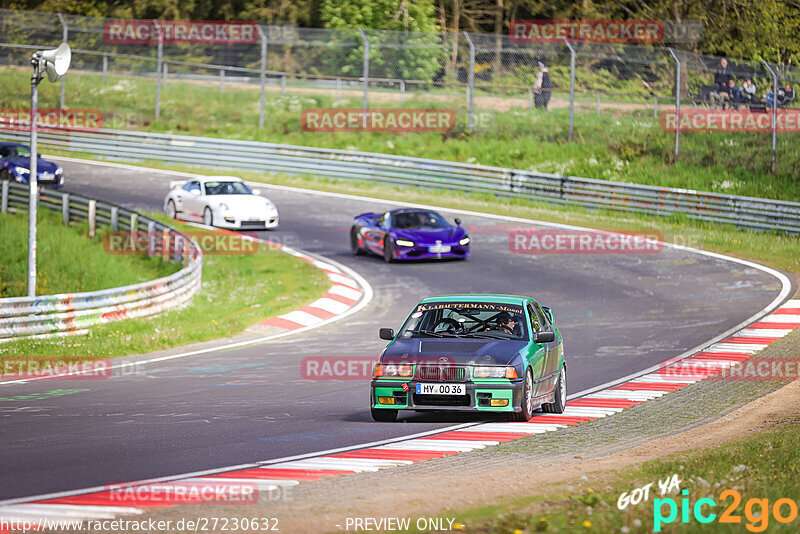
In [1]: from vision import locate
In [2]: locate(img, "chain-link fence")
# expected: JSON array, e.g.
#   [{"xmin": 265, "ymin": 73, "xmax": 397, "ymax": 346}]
[{"xmin": 0, "ymin": 8, "xmax": 797, "ymax": 174}]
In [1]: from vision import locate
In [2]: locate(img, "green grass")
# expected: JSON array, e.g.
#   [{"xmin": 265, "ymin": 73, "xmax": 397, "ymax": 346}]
[
  {"xmin": 2, "ymin": 67, "xmax": 799, "ymax": 202},
  {"xmin": 0, "ymin": 209, "xmax": 178, "ymax": 297},
  {"xmin": 434, "ymin": 419, "xmax": 800, "ymax": 533},
  {"xmin": 0, "ymin": 214, "xmax": 331, "ymax": 359}
]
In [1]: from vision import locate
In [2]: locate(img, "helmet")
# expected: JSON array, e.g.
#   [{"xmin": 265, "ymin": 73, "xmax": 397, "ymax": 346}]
[{"xmin": 496, "ymin": 311, "xmax": 513, "ymax": 324}]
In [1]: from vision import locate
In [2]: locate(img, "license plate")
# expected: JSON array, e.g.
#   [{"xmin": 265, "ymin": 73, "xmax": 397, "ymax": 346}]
[
  {"xmin": 428, "ymin": 245, "xmax": 451, "ymax": 253},
  {"xmin": 416, "ymin": 383, "xmax": 465, "ymax": 395}
]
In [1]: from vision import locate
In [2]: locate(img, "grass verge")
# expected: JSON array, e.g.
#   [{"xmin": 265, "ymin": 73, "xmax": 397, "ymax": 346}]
[
  {"xmin": 0, "ymin": 208, "xmax": 178, "ymax": 297},
  {"xmin": 2, "ymin": 67, "xmax": 799, "ymax": 201},
  {"xmin": 0, "ymin": 214, "xmax": 330, "ymax": 359}
]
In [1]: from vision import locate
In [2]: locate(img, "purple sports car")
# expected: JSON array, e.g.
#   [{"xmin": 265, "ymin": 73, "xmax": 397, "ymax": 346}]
[{"xmin": 350, "ymin": 208, "xmax": 470, "ymax": 262}]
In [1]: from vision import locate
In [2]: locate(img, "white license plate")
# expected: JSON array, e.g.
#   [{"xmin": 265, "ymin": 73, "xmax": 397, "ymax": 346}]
[
  {"xmin": 416, "ymin": 383, "xmax": 465, "ymax": 395},
  {"xmin": 428, "ymin": 245, "xmax": 451, "ymax": 253}
]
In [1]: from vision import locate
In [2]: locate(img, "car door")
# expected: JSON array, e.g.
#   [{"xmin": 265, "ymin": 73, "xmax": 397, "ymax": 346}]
[
  {"xmin": 526, "ymin": 303, "xmax": 548, "ymax": 397},
  {"xmin": 179, "ymin": 180, "xmax": 203, "ymax": 220},
  {"xmin": 365, "ymin": 211, "xmax": 390, "ymax": 255},
  {"xmin": 533, "ymin": 302, "xmax": 560, "ymax": 393}
]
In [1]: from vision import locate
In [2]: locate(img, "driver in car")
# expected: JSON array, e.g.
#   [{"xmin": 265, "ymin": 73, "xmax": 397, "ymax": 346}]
[{"xmin": 488, "ymin": 312, "xmax": 516, "ymax": 335}]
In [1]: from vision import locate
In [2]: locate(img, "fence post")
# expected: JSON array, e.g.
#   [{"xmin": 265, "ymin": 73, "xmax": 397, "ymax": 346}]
[
  {"xmin": 336, "ymin": 77, "xmax": 342, "ymax": 102},
  {"xmin": 654, "ymin": 95, "xmax": 658, "ymax": 120},
  {"xmin": 57, "ymin": 13, "xmax": 67, "ymax": 110},
  {"xmin": 281, "ymin": 74, "xmax": 286, "ymax": 95},
  {"xmin": 153, "ymin": 19, "xmax": 163, "ymax": 121},
  {"xmin": 61, "ymin": 193, "xmax": 69, "ymax": 225},
  {"xmin": 88, "ymin": 199, "xmax": 96, "ymax": 237},
  {"xmin": 110, "ymin": 206, "xmax": 119, "ymax": 231},
  {"xmin": 257, "ymin": 25, "xmax": 267, "ymax": 128},
  {"xmin": 465, "ymin": 32, "xmax": 475, "ymax": 130},
  {"xmin": 162, "ymin": 228, "xmax": 170, "ymax": 263},
  {"xmin": 220, "ymin": 69, "xmax": 225, "ymax": 92},
  {"xmin": 400, "ymin": 79, "xmax": 405, "ymax": 103},
  {"xmin": 528, "ymin": 88, "xmax": 533, "ymax": 110},
  {"xmin": 358, "ymin": 28, "xmax": 369, "ymax": 128},
  {"xmin": 102, "ymin": 54, "xmax": 108, "ymax": 80},
  {"xmin": 130, "ymin": 212, "xmax": 138, "ymax": 248},
  {"xmin": 762, "ymin": 61, "xmax": 778, "ymax": 174},
  {"xmin": 667, "ymin": 48, "xmax": 681, "ymax": 158},
  {"xmin": 147, "ymin": 220, "xmax": 155, "ymax": 257},
  {"xmin": 162, "ymin": 63, "xmax": 168, "ymax": 90},
  {"xmin": 596, "ymin": 93, "xmax": 600, "ymax": 115},
  {"xmin": 1, "ymin": 181, "xmax": 8, "ymax": 213},
  {"xmin": 564, "ymin": 39, "xmax": 575, "ymax": 141}
]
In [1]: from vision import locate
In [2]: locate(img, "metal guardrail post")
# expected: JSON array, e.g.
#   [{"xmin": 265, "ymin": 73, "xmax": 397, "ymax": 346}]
[
  {"xmin": 257, "ymin": 25, "xmax": 267, "ymax": 128},
  {"xmin": 88, "ymin": 199, "xmax": 96, "ymax": 237},
  {"xmin": 162, "ymin": 228, "xmax": 170, "ymax": 262},
  {"xmin": 162, "ymin": 63, "xmax": 168, "ymax": 90},
  {"xmin": 358, "ymin": 28, "xmax": 369, "ymax": 128},
  {"xmin": 61, "ymin": 193, "xmax": 69, "ymax": 225},
  {"xmin": 667, "ymin": 48, "xmax": 681, "ymax": 158},
  {"xmin": 57, "ymin": 13, "xmax": 67, "ymax": 110},
  {"xmin": 1, "ymin": 181, "xmax": 7, "ymax": 213},
  {"xmin": 564, "ymin": 39, "xmax": 575, "ymax": 141},
  {"xmin": 153, "ymin": 19, "xmax": 163, "ymax": 121},
  {"xmin": 110, "ymin": 206, "xmax": 119, "ymax": 230},
  {"xmin": 130, "ymin": 212, "xmax": 138, "ymax": 245},
  {"xmin": 147, "ymin": 220, "xmax": 155, "ymax": 257},
  {"xmin": 762, "ymin": 61, "xmax": 778, "ymax": 174},
  {"xmin": 465, "ymin": 32, "xmax": 475, "ymax": 131}
]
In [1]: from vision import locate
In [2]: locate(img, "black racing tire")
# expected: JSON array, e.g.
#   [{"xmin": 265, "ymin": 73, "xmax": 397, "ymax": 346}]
[
  {"xmin": 542, "ymin": 365, "xmax": 567, "ymax": 414},
  {"xmin": 166, "ymin": 200, "xmax": 177, "ymax": 219},
  {"xmin": 203, "ymin": 207, "xmax": 214, "ymax": 227},
  {"xmin": 371, "ymin": 407, "xmax": 398, "ymax": 422},
  {"xmin": 383, "ymin": 236, "xmax": 395, "ymax": 263},
  {"xmin": 350, "ymin": 227, "xmax": 363, "ymax": 256},
  {"xmin": 512, "ymin": 368, "xmax": 535, "ymax": 422}
]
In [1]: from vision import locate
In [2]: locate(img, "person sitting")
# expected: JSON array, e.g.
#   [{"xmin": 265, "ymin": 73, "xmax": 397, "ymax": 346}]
[
  {"xmin": 779, "ymin": 84, "xmax": 795, "ymax": 106},
  {"xmin": 487, "ymin": 312, "xmax": 517, "ymax": 335},
  {"xmin": 710, "ymin": 58, "xmax": 732, "ymax": 109},
  {"xmin": 727, "ymin": 79, "xmax": 742, "ymax": 109},
  {"xmin": 741, "ymin": 78, "xmax": 757, "ymax": 106}
]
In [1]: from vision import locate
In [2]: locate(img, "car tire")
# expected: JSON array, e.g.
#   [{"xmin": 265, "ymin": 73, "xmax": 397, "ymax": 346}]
[
  {"xmin": 203, "ymin": 207, "xmax": 214, "ymax": 227},
  {"xmin": 542, "ymin": 365, "xmax": 566, "ymax": 414},
  {"xmin": 371, "ymin": 407, "xmax": 398, "ymax": 422},
  {"xmin": 166, "ymin": 200, "xmax": 177, "ymax": 219},
  {"xmin": 383, "ymin": 236, "xmax": 395, "ymax": 263},
  {"xmin": 350, "ymin": 227, "xmax": 363, "ymax": 256},
  {"xmin": 512, "ymin": 367, "xmax": 535, "ymax": 421}
]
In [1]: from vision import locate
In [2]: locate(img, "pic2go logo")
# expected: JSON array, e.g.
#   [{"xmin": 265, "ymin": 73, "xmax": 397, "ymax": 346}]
[{"xmin": 654, "ymin": 489, "xmax": 799, "ymax": 532}]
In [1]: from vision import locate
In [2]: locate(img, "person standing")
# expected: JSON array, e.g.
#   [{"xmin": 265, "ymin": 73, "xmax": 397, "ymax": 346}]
[
  {"xmin": 533, "ymin": 61, "xmax": 553, "ymax": 110},
  {"xmin": 710, "ymin": 58, "xmax": 732, "ymax": 109}
]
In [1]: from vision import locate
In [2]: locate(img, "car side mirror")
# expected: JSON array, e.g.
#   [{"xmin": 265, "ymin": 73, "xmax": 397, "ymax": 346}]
[
  {"xmin": 189, "ymin": 189, "xmax": 201, "ymax": 196},
  {"xmin": 252, "ymin": 189, "xmax": 261, "ymax": 195},
  {"xmin": 454, "ymin": 218, "xmax": 462, "ymax": 226},
  {"xmin": 534, "ymin": 331, "xmax": 555, "ymax": 343},
  {"xmin": 379, "ymin": 328, "xmax": 395, "ymax": 340}
]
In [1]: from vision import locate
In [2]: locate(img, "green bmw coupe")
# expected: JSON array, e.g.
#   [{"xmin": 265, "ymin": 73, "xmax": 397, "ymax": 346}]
[{"xmin": 370, "ymin": 294, "xmax": 566, "ymax": 422}]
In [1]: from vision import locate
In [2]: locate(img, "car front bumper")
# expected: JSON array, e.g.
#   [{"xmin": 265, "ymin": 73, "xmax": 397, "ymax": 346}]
[
  {"xmin": 217, "ymin": 213, "xmax": 279, "ymax": 230},
  {"xmin": 370, "ymin": 378, "xmax": 523, "ymax": 413},
  {"xmin": 392, "ymin": 244, "xmax": 470, "ymax": 261}
]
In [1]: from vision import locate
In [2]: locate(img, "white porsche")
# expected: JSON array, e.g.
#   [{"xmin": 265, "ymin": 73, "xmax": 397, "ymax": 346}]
[{"xmin": 164, "ymin": 176, "xmax": 279, "ymax": 230}]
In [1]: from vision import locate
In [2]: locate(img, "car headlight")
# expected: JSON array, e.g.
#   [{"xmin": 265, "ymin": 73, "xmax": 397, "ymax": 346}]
[
  {"xmin": 219, "ymin": 203, "xmax": 230, "ymax": 211},
  {"xmin": 14, "ymin": 166, "xmax": 29, "ymax": 175},
  {"xmin": 395, "ymin": 238, "xmax": 415, "ymax": 247},
  {"xmin": 397, "ymin": 364, "xmax": 413, "ymax": 377},
  {"xmin": 55, "ymin": 167, "xmax": 63, "ymax": 175},
  {"xmin": 459, "ymin": 236, "xmax": 470, "ymax": 246},
  {"xmin": 473, "ymin": 366, "xmax": 518, "ymax": 379}
]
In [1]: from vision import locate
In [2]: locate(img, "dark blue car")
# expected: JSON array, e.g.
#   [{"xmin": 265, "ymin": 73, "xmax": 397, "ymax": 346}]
[
  {"xmin": 0, "ymin": 142, "xmax": 64, "ymax": 189},
  {"xmin": 350, "ymin": 208, "xmax": 470, "ymax": 262}
]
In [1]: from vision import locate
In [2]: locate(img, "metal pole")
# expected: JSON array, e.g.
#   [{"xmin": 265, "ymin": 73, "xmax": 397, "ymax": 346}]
[
  {"xmin": 162, "ymin": 63, "xmax": 168, "ymax": 90},
  {"xmin": 154, "ymin": 20, "xmax": 163, "ymax": 120},
  {"xmin": 358, "ymin": 28, "xmax": 369, "ymax": 128},
  {"xmin": 220, "ymin": 69, "xmax": 225, "ymax": 92},
  {"xmin": 668, "ymin": 48, "xmax": 681, "ymax": 158},
  {"xmin": 336, "ymin": 77, "xmax": 342, "ymax": 103},
  {"xmin": 400, "ymin": 79, "xmax": 405, "ymax": 103},
  {"xmin": 564, "ymin": 39, "xmax": 575, "ymax": 141},
  {"xmin": 102, "ymin": 54, "xmax": 108, "ymax": 80},
  {"xmin": 596, "ymin": 92, "xmax": 600, "ymax": 115},
  {"xmin": 465, "ymin": 32, "xmax": 475, "ymax": 130},
  {"xmin": 257, "ymin": 25, "xmax": 267, "ymax": 128},
  {"xmin": 58, "ymin": 14, "xmax": 67, "ymax": 110},
  {"xmin": 28, "ymin": 58, "xmax": 42, "ymax": 297},
  {"xmin": 528, "ymin": 88, "xmax": 533, "ymax": 110},
  {"xmin": 762, "ymin": 61, "xmax": 778, "ymax": 174},
  {"xmin": 654, "ymin": 95, "xmax": 658, "ymax": 120}
]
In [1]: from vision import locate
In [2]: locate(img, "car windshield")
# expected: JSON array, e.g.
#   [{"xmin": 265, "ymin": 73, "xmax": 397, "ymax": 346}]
[
  {"xmin": 204, "ymin": 181, "xmax": 251, "ymax": 195},
  {"xmin": 393, "ymin": 210, "xmax": 450, "ymax": 229},
  {"xmin": 399, "ymin": 302, "xmax": 528, "ymax": 340}
]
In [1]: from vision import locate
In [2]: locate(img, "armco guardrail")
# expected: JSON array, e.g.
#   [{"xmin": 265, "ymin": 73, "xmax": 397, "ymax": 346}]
[
  {"xmin": 0, "ymin": 180, "xmax": 202, "ymax": 340},
  {"xmin": 3, "ymin": 128, "xmax": 800, "ymax": 234}
]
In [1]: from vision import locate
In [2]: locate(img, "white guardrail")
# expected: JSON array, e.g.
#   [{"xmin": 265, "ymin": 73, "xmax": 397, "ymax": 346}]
[
  {"xmin": 3, "ymin": 127, "xmax": 799, "ymax": 234},
  {"xmin": 0, "ymin": 180, "xmax": 202, "ymax": 341}
]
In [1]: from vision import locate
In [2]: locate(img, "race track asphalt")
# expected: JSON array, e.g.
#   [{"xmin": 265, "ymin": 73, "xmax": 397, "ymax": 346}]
[{"xmin": 0, "ymin": 159, "xmax": 788, "ymax": 500}]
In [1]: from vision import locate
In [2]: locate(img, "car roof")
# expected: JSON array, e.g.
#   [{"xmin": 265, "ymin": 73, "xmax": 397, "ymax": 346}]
[
  {"xmin": 0, "ymin": 142, "xmax": 27, "ymax": 148},
  {"xmin": 390, "ymin": 207, "xmax": 441, "ymax": 215},
  {"xmin": 196, "ymin": 176, "xmax": 243, "ymax": 183},
  {"xmin": 419, "ymin": 294, "xmax": 531, "ymax": 306}
]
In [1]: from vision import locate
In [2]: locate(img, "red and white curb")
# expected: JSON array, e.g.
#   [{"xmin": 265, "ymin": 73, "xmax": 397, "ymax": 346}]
[{"xmin": 2, "ymin": 299, "xmax": 797, "ymax": 525}]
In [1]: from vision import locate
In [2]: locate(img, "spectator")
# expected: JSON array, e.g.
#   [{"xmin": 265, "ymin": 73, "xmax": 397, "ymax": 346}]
[
  {"xmin": 727, "ymin": 79, "xmax": 742, "ymax": 109},
  {"xmin": 533, "ymin": 61, "xmax": 553, "ymax": 110},
  {"xmin": 780, "ymin": 84, "xmax": 795, "ymax": 106},
  {"xmin": 710, "ymin": 58, "xmax": 732, "ymax": 109},
  {"xmin": 741, "ymin": 78, "xmax": 757, "ymax": 106}
]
